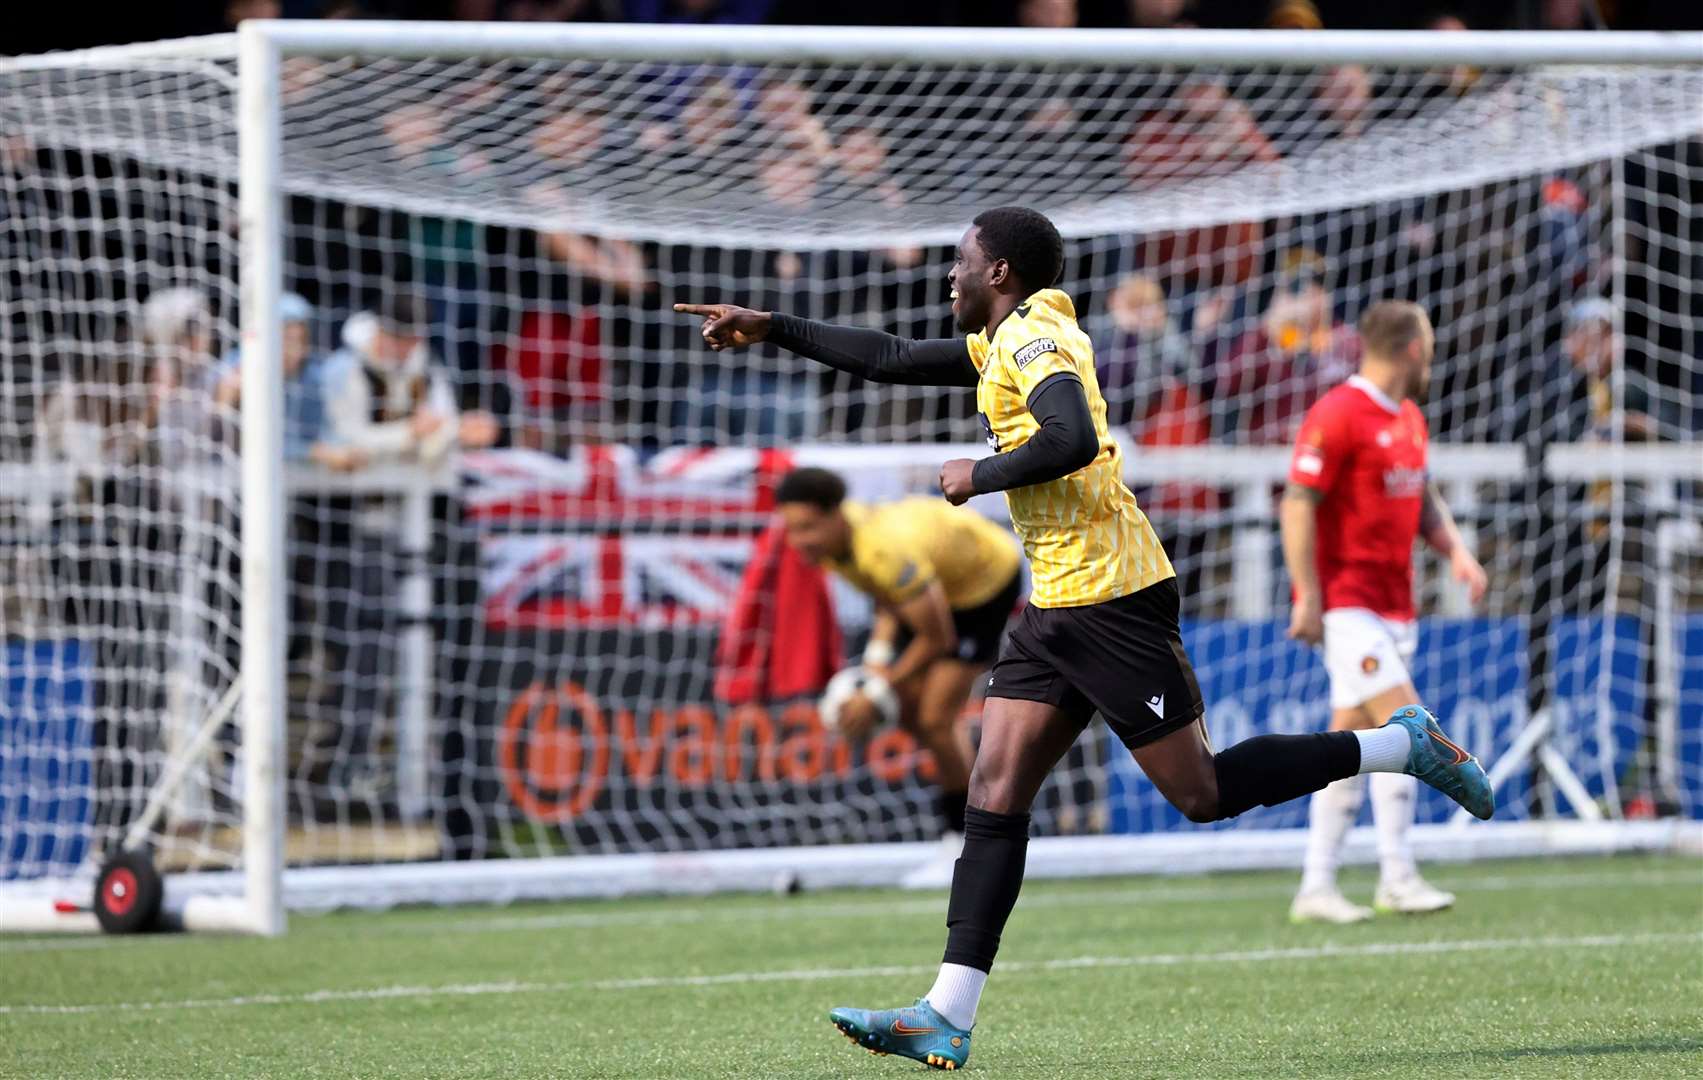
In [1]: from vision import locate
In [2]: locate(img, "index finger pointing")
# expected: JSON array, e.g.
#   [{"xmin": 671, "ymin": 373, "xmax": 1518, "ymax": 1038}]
[{"xmin": 673, "ymin": 303, "xmax": 721, "ymax": 316}]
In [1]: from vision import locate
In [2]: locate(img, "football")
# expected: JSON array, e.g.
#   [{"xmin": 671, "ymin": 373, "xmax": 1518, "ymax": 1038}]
[{"xmin": 818, "ymin": 665, "xmax": 900, "ymax": 735}]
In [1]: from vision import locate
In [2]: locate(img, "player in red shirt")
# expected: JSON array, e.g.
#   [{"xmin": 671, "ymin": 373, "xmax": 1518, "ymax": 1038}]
[{"xmin": 1281, "ymin": 301, "xmax": 1489, "ymax": 924}]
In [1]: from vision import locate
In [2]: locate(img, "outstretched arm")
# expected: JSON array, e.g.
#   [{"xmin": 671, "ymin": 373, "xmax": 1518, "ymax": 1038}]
[{"xmin": 674, "ymin": 303, "xmax": 978, "ymax": 388}]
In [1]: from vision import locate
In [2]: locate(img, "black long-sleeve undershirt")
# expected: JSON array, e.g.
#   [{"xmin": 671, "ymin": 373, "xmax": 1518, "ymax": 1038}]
[
  {"xmin": 766, "ymin": 312, "xmax": 1098, "ymax": 494},
  {"xmin": 767, "ymin": 313, "xmax": 979, "ymax": 387},
  {"xmin": 971, "ymin": 373, "xmax": 1101, "ymax": 494}
]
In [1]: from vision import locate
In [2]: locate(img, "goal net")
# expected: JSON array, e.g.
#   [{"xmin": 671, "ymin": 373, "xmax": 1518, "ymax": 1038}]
[{"xmin": 2, "ymin": 24, "xmax": 1699, "ymax": 927}]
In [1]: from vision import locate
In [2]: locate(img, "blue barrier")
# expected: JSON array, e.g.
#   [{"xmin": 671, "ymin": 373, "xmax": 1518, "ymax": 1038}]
[
  {"xmin": 1, "ymin": 640, "xmax": 94, "ymax": 879},
  {"xmin": 1679, "ymin": 615, "xmax": 1703, "ymax": 819},
  {"xmin": 1105, "ymin": 617, "xmax": 1673, "ymax": 834}
]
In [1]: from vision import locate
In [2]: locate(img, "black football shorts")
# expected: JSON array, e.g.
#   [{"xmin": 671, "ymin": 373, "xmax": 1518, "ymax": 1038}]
[
  {"xmin": 894, "ymin": 568, "xmax": 1023, "ymax": 667},
  {"xmin": 987, "ymin": 577, "xmax": 1205, "ymax": 748}
]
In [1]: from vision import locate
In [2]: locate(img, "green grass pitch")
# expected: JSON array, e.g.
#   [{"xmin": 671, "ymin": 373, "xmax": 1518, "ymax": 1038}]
[{"xmin": 4, "ymin": 854, "xmax": 1700, "ymax": 1079}]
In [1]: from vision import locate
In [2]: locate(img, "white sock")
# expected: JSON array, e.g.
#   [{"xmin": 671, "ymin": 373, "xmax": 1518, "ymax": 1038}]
[
  {"xmin": 925, "ymin": 963, "xmax": 986, "ymax": 1030},
  {"xmin": 1353, "ymin": 724, "xmax": 1411, "ymax": 774},
  {"xmin": 1371, "ymin": 772, "xmax": 1419, "ymax": 882},
  {"xmin": 1299, "ymin": 774, "xmax": 1364, "ymax": 895}
]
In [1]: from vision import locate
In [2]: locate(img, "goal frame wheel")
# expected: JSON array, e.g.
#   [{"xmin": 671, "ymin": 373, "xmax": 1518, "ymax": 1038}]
[{"xmin": 93, "ymin": 851, "xmax": 165, "ymax": 934}]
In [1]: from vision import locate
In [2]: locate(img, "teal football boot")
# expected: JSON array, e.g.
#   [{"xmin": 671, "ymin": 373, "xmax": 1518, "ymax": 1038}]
[
  {"xmin": 829, "ymin": 998, "xmax": 971, "ymax": 1071},
  {"xmin": 1388, "ymin": 704, "xmax": 1494, "ymax": 820}
]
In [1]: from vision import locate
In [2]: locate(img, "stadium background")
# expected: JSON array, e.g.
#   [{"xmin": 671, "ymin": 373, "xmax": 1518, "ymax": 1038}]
[{"xmin": 2, "ymin": 4, "xmax": 1699, "ymax": 884}]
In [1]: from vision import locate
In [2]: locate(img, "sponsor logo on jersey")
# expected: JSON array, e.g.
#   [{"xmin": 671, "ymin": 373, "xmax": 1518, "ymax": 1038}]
[
  {"xmin": 1012, "ymin": 338, "xmax": 1057, "ymax": 370},
  {"xmin": 1377, "ymin": 429, "xmax": 1394, "ymax": 447},
  {"xmin": 1383, "ymin": 466, "xmax": 1426, "ymax": 497},
  {"xmin": 1361, "ymin": 655, "xmax": 1380, "ymax": 675},
  {"xmin": 1295, "ymin": 447, "xmax": 1324, "ymax": 476}
]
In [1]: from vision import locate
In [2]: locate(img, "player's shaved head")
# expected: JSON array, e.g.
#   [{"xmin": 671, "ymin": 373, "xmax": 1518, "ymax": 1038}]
[
  {"xmin": 1358, "ymin": 301, "xmax": 1430, "ymax": 360},
  {"xmin": 971, "ymin": 207, "xmax": 1065, "ymax": 294}
]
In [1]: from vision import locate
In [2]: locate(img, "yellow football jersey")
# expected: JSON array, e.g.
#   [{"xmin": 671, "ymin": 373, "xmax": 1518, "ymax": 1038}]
[
  {"xmin": 966, "ymin": 288, "xmax": 1174, "ymax": 608},
  {"xmin": 828, "ymin": 498, "xmax": 1022, "ymax": 612}
]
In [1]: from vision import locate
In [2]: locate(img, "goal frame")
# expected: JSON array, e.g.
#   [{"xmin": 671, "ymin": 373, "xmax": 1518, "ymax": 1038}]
[{"xmin": 3, "ymin": 22, "xmax": 1699, "ymax": 935}]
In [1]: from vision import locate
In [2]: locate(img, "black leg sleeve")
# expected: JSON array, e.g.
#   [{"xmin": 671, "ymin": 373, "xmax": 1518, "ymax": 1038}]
[
  {"xmin": 937, "ymin": 789, "xmax": 968, "ymax": 835},
  {"xmin": 1210, "ymin": 731, "xmax": 1361, "ymax": 821},
  {"xmin": 941, "ymin": 807, "xmax": 1031, "ymax": 973}
]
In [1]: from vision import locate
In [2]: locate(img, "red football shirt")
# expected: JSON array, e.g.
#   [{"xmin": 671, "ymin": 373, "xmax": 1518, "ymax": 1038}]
[{"xmin": 1288, "ymin": 375, "xmax": 1428, "ymax": 620}]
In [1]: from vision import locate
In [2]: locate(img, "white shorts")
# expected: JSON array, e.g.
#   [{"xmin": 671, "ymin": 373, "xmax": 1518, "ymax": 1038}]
[{"xmin": 1321, "ymin": 607, "xmax": 1418, "ymax": 711}]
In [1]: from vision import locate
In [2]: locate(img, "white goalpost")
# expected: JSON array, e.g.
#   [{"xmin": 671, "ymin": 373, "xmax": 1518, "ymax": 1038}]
[{"xmin": 1, "ymin": 23, "xmax": 1700, "ymax": 934}]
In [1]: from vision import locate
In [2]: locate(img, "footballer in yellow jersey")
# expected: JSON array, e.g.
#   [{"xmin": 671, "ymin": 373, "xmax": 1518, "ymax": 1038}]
[
  {"xmin": 678, "ymin": 207, "xmax": 1493, "ymax": 1072},
  {"xmin": 774, "ymin": 468, "xmax": 1024, "ymax": 882}
]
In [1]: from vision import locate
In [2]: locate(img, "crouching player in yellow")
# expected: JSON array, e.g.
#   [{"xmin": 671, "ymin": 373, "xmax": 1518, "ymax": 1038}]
[{"xmin": 776, "ymin": 467, "xmax": 1023, "ymax": 888}]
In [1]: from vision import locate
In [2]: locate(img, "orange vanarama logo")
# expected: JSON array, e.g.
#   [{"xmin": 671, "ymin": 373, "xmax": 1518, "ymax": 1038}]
[
  {"xmin": 1361, "ymin": 655, "xmax": 1380, "ymax": 675},
  {"xmin": 1426, "ymin": 728, "xmax": 1471, "ymax": 765},
  {"xmin": 891, "ymin": 1019, "xmax": 939, "ymax": 1036}
]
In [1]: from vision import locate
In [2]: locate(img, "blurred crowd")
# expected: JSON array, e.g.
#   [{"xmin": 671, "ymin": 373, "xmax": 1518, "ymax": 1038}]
[{"xmin": 22, "ymin": 0, "xmax": 1697, "ymax": 51}]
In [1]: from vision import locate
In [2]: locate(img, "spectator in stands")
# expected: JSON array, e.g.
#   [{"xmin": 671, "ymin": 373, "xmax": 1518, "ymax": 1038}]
[
  {"xmin": 1018, "ymin": 0, "xmax": 1077, "ymax": 26},
  {"xmin": 1266, "ymin": 0, "xmax": 1322, "ymax": 28},
  {"xmin": 756, "ymin": 76, "xmax": 834, "ymax": 162},
  {"xmin": 524, "ymin": 105, "xmax": 650, "ymax": 297},
  {"xmin": 1422, "ymin": 11, "xmax": 1481, "ymax": 98},
  {"xmin": 36, "ymin": 298, "xmax": 201, "ymax": 838},
  {"xmin": 834, "ymin": 124, "xmax": 923, "ymax": 269},
  {"xmin": 224, "ymin": 0, "xmax": 280, "ymax": 27},
  {"xmin": 670, "ymin": 77, "xmax": 746, "ymax": 163},
  {"xmin": 35, "ymin": 345, "xmax": 154, "ymax": 473},
  {"xmin": 313, "ymin": 295, "xmax": 498, "ymax": 792},
  {"xmin": 211, "ymin": 293, "xmax": 357, "ymax": 469},
  {"xmin": 1214, "ymin": 252, "xmax": 1360, "ymax": 444},
  {"xmin": 625, "ymin": 0, "xmax": 775, "ymax": 20},
  {"xmin": 1094, "ymin": 274, "xmax": 1220, "ymax": 532},
  {"xmin": 137, "ymin": 287, "xmax": 223, "ymax": 474},
  {"xmin": 759, "ymin": 132, "xmax": 826, "ymax": 211},
  {"xmin": 1315, "ymin": 64, "xmax": 1374, "ymax": 140},
  {"xmin": 1125, "ymin": 80, "xmax": 1276, "ymax": 290},
  {"xmin": 495, "ymin": 0, "xmax": 609, "ymax": 17},
  {"xmin": 1543, "ymin": 297, "xmax": 1674, "ymax": 445},
  {"xmin": 1126, "ymin": 0, "xmax": 1188, "ymax": 27},
  {"xmin": 207, "ymin": 295, "xmax": 350, "ymax": 786},
  {"xmin": 836, "ymin": 125, "xmax": 905, "ymax": 211},
  {"xmin": 1094, "ymin": 274, "xmax": 1195, "ymax": 430},
  {"xmin": 377, "ymin": 97, "xmax": 518, "ymax": 441},
  {"xmin": 322, "ymin": 295, "xmax": 500, "ymax": 463},
  {"xmin": 1541, "ymin": 0, "xmax": 1598, "ymax": 30}
]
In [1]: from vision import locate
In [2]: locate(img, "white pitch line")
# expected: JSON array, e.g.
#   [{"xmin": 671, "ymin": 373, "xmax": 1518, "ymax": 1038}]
[
  {"xmin": 442, "ymin": 867, "xmax": 1703, "ymax": 935},
  {"xmin": 3, "ymin": 931, "xmax": 1696, "ymax": 1017},
  {"xmin": 4, "ymin": 867, "xmax": 1698, "ymax": 953}
]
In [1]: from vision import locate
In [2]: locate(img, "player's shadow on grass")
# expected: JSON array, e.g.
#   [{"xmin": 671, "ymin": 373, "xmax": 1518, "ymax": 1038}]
[
  {"xmin": 1488, "ymin": 1038, "xmax": 1703, "ymax": 1060},
  {"xmin": 1353, "ymin": 1037, "xmax": 1703, "ymax": 1066}
]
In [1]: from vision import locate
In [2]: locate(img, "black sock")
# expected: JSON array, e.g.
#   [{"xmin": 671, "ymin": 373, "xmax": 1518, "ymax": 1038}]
[
  {"xmin": 938, "ymin": 789, "xmax": 968, "ymax": 835},
  {"xmin": 1211, "ymin": 731, "xmax": 1360, "ymax": 821},
  {"xmin": 941, "ymin": 807, "xmax": 1030, "ymax": 973}
]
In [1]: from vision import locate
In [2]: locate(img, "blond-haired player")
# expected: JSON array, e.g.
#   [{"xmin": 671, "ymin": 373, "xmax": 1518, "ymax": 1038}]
[{"xmin": 1282, "ymin": 301, "xmax": 1490, "ymax": 923}]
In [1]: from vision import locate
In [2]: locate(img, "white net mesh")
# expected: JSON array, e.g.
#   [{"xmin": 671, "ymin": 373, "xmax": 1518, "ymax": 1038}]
[{"xmin": 1, "ymin": 32, "xmax": 1699, "ymax": 898}]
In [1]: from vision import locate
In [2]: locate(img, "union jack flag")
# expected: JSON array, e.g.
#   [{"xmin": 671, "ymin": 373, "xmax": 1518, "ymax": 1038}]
[{"xmin": 467, "ymin": 446, "xmax": 796, "ymax": 628}]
